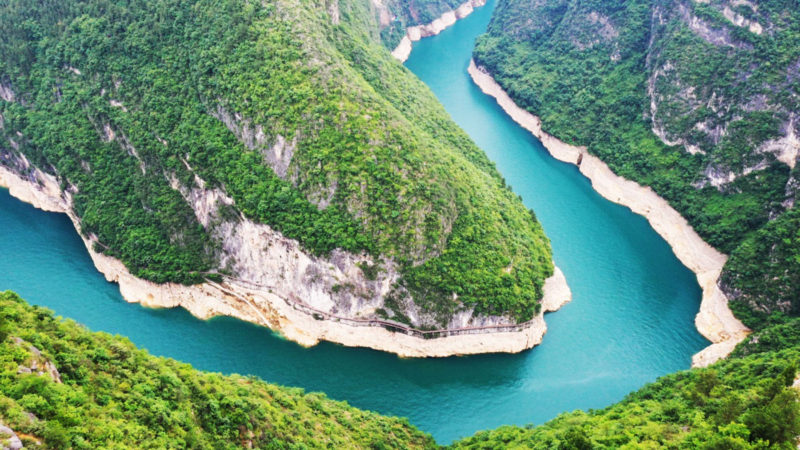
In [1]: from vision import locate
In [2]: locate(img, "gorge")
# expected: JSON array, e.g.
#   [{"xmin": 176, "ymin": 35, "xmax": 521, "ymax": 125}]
[{"xmin": 0, "ymin": 0, "xmax": 713, "ymax": 443}]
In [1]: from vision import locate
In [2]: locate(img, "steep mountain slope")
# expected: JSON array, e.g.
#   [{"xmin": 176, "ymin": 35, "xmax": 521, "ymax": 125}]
[
  {"xmin": 471, "ymin": 0, "xmax": 799, "ymax": 330},
  {"xmin": 0, "ymin": 291, "xmax": 435, "ymax": 448},
  {"xmin": 0, "ymin": 0, "xmax": 556, "ymax": 343}
]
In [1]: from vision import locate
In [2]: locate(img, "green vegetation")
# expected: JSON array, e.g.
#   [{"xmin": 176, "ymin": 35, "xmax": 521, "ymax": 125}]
[
  {"xmin": 472, "ymin": 0, "xmax": 799, "ymax": 328},
  {"xmin": 3, "ymin": 290, "xmax": 799, "ymax": 449},
  {"xmin": 454, "ymin": 312, "xmax": 800, "ymax": 448},
  {"xmin": 4, "ymin": 0, "xmax": 800, "ymax": 447},
  {"xmin": 438, "ymin": 2, "xmax": 800, "ymax": 446},
  {"xmin": 724, "ymin": 206, "xmax": 800, "ymax": 324},
  {"xmin": 731, "ymin": 317, "xmax": 800, "ymax": 359},
  {"xmin": 0, "ymin": 291, "xmax": 436, "ymax": 448},
  {"xmin": 453, "ymin": 345, "xmax": 800, "ymax": 449},
  {"xmin": 0, "ymin": 0, "xmax": 553, "ymax": 322}
]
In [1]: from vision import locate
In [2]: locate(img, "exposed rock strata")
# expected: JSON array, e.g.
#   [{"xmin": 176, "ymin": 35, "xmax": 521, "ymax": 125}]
[
  {"xmin": 468, "ymin": 60, "xmax": 750, "ymax": 367},
  {"xmin": 647, "ymin": 1, "xmax": 796, "ymax": 188},
  {"xmin": 0, "ymin": 164, "xmax": 572, "ymax": 357},
  {"xmin": 12, "ymin": 338, "xmax": 62, "ymax": 383},
  {"xmin": 0, "ymin": 424, "xmax": 22, "ymax": 450},
  {"xmin": 390, "ymin": 0, "xmax": 487, "ymax": 62}
]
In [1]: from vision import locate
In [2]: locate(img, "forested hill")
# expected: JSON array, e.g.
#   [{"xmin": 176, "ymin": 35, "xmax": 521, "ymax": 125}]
[
  {"xmin": 0, "ymin": 0, "xmax": 553, "ymax": 328},
  {"xmin": 2, "ymin": 288, "xmax": 799, "ymax": 448},
  {"xmin": 0, "ymin": 291, "xmax": 435, "ymax": 448},
  {"xmin": 472, "ymin": 0, "xmax": 800, "ymax": 331}
]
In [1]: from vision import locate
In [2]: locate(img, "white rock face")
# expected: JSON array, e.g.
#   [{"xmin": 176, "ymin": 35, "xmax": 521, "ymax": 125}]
[
  {"xmin": 391, "ymin": 36, "xmax": 413, "ymax": 62},
  {"xmin": 0, "ymin": 83, "xmax": 14, "ymax": 102},
  {"xmin": 166, "ymin": 169, "xmax": 397, "ymax": 319},
  {"xmin": 758, "ymin": 114, "xmax": 799, "ymax": 170},
  {"xmin": 13, "ymin": 337, "xmax": 62, "ymax": 383},
  {"xmin": 648, "ymin": 62, "xmax": 684, "ymax": 147},
  {"xmin": 211, "ymin": 106, "xmax": 296, "ymax": 180},
  {"xmin": 721, "ymin": 5, "xmax": 762, "ymax": 35},
  {"xmin": 372, "ymin": 0, "xmax": 393, "ymax": 27},
  {"xmin": 468, "ymin": 60, "xmax": 750, "ymax": 367},
  {"xmin": 0, "ymin": 160, "xmax": 572, "ymax": 357},
  {"xmin": 0, "ymin": 424, "xmax": 23, "ymax": 450},
  {"xmin": 109, "ymin": 99, "xmax": 127, "ymax": 112},
  {"xmin": 390, "ymin": 0, "xmax": 487, "ymax": 63},
  {"xmin": 327, "ymin": 0, "xmax": 340, "ymax": 25},
  {"xmin": 681, "ymin": 2, "xmax": 747, "ymax": 49},
  {"xmin": 264, "ymin": 134, "xmax": 295, "ymax": 179},
  {"xmin": 571, "ymin": 11, "xmax": 618, "ymax": 50},
  {"xmin": 692, "ymin": 115, "xmax": 799, "ymax": 189}
]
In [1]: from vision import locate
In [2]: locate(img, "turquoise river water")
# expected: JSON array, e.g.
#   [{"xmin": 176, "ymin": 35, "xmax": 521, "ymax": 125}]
[{"xmin": 0, "ymin": 0, "xmax": 708, "ymax": 444}]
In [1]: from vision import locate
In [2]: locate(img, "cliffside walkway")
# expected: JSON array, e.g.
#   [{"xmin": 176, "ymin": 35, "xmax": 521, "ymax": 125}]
[{"xmin": 215, "ymin": 277, "xmax": 538, "ymax": 340}]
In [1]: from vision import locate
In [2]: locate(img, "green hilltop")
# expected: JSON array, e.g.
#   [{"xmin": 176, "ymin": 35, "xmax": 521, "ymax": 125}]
[{"xmin": 0, "ymin": 0, "xmax": 553, "ymax": 325}]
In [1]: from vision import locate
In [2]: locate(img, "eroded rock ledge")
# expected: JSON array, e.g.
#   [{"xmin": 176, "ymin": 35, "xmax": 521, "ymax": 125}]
[
  {"xmin": 0, "ymin": 163, "xmax": 571, "ymax": 357},
  {"xmin": 390, "ymin": 0, "xmax": 487, "ymax": 62},
  {"xmin": 0, "ymin": 424, "xmax": 23, "ymax": 450},
  {"xmin": 468, "ymin": 60, "xmax": 750, "ymax": 367}
]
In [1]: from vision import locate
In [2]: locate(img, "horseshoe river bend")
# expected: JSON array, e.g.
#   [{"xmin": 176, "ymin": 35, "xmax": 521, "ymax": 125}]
[{"xmin": 0, "ymin": 0, "xmax": 709, "ymax": 444}]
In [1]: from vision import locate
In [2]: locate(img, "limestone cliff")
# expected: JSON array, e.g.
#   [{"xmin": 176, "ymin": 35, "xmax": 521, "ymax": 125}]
[
  {"xmin": 0, "ymin": 157, "xmax": 571, "ymax": 357},
  {"xmin": 0, "ymin": 0, "xmax": 562, "ymax": 354}
]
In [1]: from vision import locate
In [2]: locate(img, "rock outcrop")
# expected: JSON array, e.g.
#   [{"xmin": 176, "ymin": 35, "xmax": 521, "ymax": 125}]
[
  {"xmin": 13, "ymin": 338, "xmax": 62, "ymax": 383},
  {"xmin": 0, "ymin": 163, "xmax": 572, "ymax": 357},
  {"xmin": 0, "ymin": 425, "xmax": 22, "ymax": 450}
]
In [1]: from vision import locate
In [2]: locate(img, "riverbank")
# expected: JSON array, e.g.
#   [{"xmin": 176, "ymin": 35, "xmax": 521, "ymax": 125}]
[
  {"xmin": 390, "ymin": 0, "xmax": 487, "ymax": 62},
  {"xmin": 0, "ymin": 164, "xmax": 571, "ymax": 358},
  {"xmin": 467, "ymin": 60, "xmax": 749, "ymax": 367}
]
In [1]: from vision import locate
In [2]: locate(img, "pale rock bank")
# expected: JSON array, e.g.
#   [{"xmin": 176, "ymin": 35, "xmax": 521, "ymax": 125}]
[
  {"xmin": 0, "ymin": 163, "xmax": 572, "ymax": 357},
  {"xmin": 0, "ymin": 424, "xmax": 22, "ymax": 450},
  {"xmin": 390, "ymin": 0, "xmax": 487, "ymax": 62},
  {"xmin": 468, "ymin": 60, "xmax": 750, "ymax": 367}
]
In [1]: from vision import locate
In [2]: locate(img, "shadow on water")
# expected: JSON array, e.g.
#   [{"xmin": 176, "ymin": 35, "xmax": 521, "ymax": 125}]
[{"xmin": 0, "ymin": 0, "xmax": 708, "ymax": 442}]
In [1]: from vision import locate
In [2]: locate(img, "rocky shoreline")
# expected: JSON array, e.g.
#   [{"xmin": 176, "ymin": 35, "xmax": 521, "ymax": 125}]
[
  {"xmin": 0, "ymin": 164, "xmax": 572, "ymax": 358},
  {"xmin": 390, "ymin": 0, "xmax": 487, "ymax": 62},
  {"xmin": 467, "ymin": 60, "xmax": 750, "ymax": 367}
]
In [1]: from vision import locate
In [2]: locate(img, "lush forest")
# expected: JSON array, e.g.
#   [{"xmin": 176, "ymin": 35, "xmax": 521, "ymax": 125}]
[
  {"xmin": 0, "ymin": 0, "xmax": 553, "ymax": 325},
  {"xmin": 0, "ymin": 291, "xmax": 436, "ymax": 448},
  {"xmin": 472, "ymin": 0, "xmax": 800, "ymax": 331},
  {"xmin": 3, "ymin": 291, "xmax": 799, "ymax": 448},
  {"xmin": 3, "ymin": 0, "xmax": 800, "ymax": 447}
]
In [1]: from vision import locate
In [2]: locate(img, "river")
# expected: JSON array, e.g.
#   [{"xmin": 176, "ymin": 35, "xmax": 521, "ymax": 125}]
[{"xmin": 0, "ymin": 0, "xmax": 708, "ymax": 443}]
